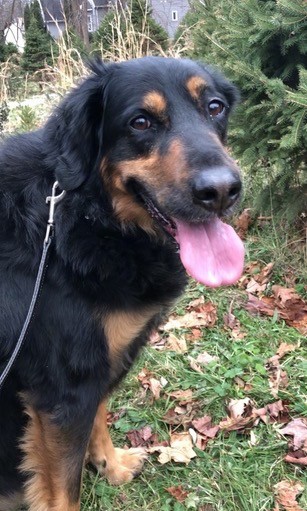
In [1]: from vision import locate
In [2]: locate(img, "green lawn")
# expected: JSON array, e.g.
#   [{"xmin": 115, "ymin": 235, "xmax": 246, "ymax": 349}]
[{"xmin": 81, "ymin": 233, "xmax": 306, "ymax": 511}]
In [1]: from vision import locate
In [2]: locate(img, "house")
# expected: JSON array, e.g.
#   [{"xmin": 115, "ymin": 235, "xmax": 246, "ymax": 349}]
[
  {"xmin": 4, "ymin": 18, "xmax": 25, "ymax": 52},
  {"xmin": 39, "ymin": 0, "xmax": 112, "ymax": 39},
  {"xmin": 40, "ymin": 0, "xmax": 189, "ymax": 39},
  {"xmin": 150, "ymin": 0, "xmax": 190, "ymax": 38}
]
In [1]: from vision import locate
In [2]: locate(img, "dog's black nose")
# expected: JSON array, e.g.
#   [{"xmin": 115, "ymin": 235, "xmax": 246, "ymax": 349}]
[{"xmin": 192, "ymin": 167, "xmax": 242, "ymax": 214}]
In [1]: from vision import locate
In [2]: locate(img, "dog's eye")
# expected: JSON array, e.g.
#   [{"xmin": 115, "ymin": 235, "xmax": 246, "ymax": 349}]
[
  {"xmin": 208, "ymin": 100, "xmax": 225, "ymax": 118},
  {"xmin": 130, "ymin": 116, "xmax": 152, "ymax": 131}
]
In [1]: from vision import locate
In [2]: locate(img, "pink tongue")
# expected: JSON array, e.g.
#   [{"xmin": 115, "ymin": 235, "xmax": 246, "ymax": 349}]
[{"xmin": 175, "ymin": 218, "xmax": 245, "ymax": 287}]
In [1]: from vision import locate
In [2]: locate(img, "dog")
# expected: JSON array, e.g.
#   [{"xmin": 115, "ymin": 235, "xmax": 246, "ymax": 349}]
[{"xmin": 0, "ymin": 57, "xmax": 244, "ymax": 511}]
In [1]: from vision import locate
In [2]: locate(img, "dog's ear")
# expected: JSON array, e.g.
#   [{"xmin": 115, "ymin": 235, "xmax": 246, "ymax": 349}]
[{"xmin": 44, "ymin": 60, "xmax": 110, "ymax": 191}]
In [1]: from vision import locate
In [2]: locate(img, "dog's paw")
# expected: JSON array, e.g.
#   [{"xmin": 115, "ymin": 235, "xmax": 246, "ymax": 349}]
[{"xmin": 98, "ymin": 447, "xmax": 147, "ymax": 485}]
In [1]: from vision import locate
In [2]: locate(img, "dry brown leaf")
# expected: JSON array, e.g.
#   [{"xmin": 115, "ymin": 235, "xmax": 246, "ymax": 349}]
[
  {"xmin": 254, "ymin": 400, "xmax": 290, "ymax": 425},
  {"xmin": 196, "ymin": 351, "xmax": 218, "ymax": 365},
  {"xmin": 234, "ymin": 208, "xmax": 253, "ymax": 239},
  {"xmin": 148, "ymin": 432, "xmax": 197, "ymax": 465},
  {"xmin": 272, "ymin": 286, "xmax": 302, "ymax": 308},
  {"xmin": 126, "ymin": 426, "xmax": 154, "ymax": 447},
  {"xmin": 276, "ymin": 342, "xmax": 297, "ymax": 358},
  {"xmin": 149, "ymin": 378, "xmax": 163, "ymax": 400},
  {"xmin": 167, "ymin": 389, "xmax": 194, "ymax": 403},
  {"xmin": 187, "ymin": 296, "xmax": 205, "ymax": 309},
  {"xmin": 163, "ymin": 303, "xmax": 217, "ymax": 331},
  {"xmin": 234, "ymin": 376, "xmax": 253, "ymax": 392},
  {"xmin": 149, "ymin": 332, "xmax": 167, "ymax": 350},
  {"xmin": 163, "ymin": 401, "xmax": 199, "ymax": 427},
  {"xmin": 188, "ymin": 356, "xmax": 203, "ymax": 373},
  {"xmin": 223, "ymin": 311, "xmax": 247, "ymax": 340},
  {"xmin": 266, "ymin": 355, "xmax": 289, "ymax": 398},
  {"xmin": 166, "ymin": 486, "xmax": 189, "ymax": 503},
  {"xmin": 245, "ymin": 285, "xmax": 307, "ymax": 334},
  {"xmin": 166, "ymin": 333, "xmax": 188, "ymax": 353},
  {"xmin": 246, "ymin": 277, "xmax": 267, "ymax": 295},
  {"xmin": 284, "ymin": 452, "xmax": 307, "ymax": 466},
  {"xmin": 187, "ymin": 328, "xmax": 203, "ymax": 341},
  {"xmin": 192, "ymin": 415, "xmax": 219, "ymax": 439},
  {"xmin": 219, "ymin": 415, "xmax": 256, "ymax": 432},
  {"xmin": 228, "ymin": 398, "xmax": 254, "ymax": 419},
  {"xmin": 274, "ymin": 480, "xmax": 304, "ymax": 511},
  {"xmin": 279, "ymin": 418, "xmax": 307, "ymax": 450}
]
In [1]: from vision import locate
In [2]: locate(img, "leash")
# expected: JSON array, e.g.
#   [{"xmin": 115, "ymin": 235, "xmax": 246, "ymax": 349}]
[{"xmin": 0, "ymin": 181, "xmax": 66, "ymax": 390}]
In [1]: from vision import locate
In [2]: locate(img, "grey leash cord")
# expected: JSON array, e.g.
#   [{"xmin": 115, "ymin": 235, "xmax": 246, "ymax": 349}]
[{"xmin": 0, "ymin": 181, "xmax": 66, "ymax": 390}]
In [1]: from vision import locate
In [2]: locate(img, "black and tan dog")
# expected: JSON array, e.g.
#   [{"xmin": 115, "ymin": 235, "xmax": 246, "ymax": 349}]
[{"xmin": 0, "ymin": 57, "xmax": 244, "ymax": 511}]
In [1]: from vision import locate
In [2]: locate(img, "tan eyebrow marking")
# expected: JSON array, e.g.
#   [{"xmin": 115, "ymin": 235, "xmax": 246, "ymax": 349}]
[
  {"xmin": 186, "ymin": 76, "xmax": 207, "ymax": 101},
  {"xmin": 142, "ymin": 91, "xmax": 167, "ymax": 118}
]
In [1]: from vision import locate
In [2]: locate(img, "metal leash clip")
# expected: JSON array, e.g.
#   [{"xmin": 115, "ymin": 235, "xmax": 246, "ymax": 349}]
[{"xmin": 44, "ymin": 181, "xmax": 66, "ymax": 244}]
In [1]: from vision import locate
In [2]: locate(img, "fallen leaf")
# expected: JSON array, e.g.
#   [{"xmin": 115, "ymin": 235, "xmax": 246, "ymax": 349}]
[
  {"xmin": 149, "ymin": 378, "xmax": 163, "ymax": 400},
  {"xmin": 274, "ymin": 480, "xmax": 304, "ymax": 511},
  {"xmin": 167, "ymin": 389, "xmax": 194, "ymax": 403},
  {"xmin": 276, "ymin": 343, "xmax": 297, "ymax": 358},
  {"xmin": 166, "ymin": 486, "xmax": 189, "ymax": 503},
  {"xmin": 266, "ymin": 355, "xmax": 289, "ymax": 398},
  {"xmin": 137, "ymin": 369, "xmax": 165, "ymax": 400},
  {"xmin": 196, "ymin": 351, "xmax": 218, "ymax": 365},
  {"xmin": 188, "ymin": 356, "xmax": 203, "ymax": 373},
  {"xmin": 245, "ymin": 286, "xmax": 307, "ymax": 334},
  {"xmin": 284, "ymin": 452, "xmax": 307, "ymax": 466},
  {"xmin": 272, "ymin": 286, "xmax": 302, "ymax": 308},
  {"xmin": 126, "ymin": 426, "xmax": 154, "ymax": 447},
  {"xmin": 187, "ymin": 328, "xmax": 202, "ymax": 341},
  {"xmin": 234, "ymin": 376, "xmax": 253, "ymax": 392},
  {"xmin": 166, "ymin": 332, "xmax": 188, "ymax": 353},
  {"xmin": 149, "ymin": 332, "xmax": 167, "ymax": 350},
  {"xmin": 249, "ymin": 430, "xmax": 259, "ymax": 446},
  {"xmin": 106, "ymin": 409, "xmax": 125, "ymax": 426},
  {"xmin": 234, "ymin": 208, "xmax": 252, "ymax": 239},
  {"xmin": 239, "ymin": 261, "xmax": 274, "ymax": 294},
  {"xmin": 163, "ymin": 401, "xmax": 199, "ymax": 427},
  {"xmin": 187, "ymin": 296, "xmax": 205, "ymax": 309},
  {"xmin": 192, "ymin": 415, "xmax": 219, "ymax": 439},
  {"xmin": 228, "ymin": 398, "xmax": 254, "ymax": 419},
  {"xmin": 254, "ymin": 400, "xmax": 290, "ymax": 425},
  {"xmin": 279, "ymin": 418, "xmax": 307, "ymax": 450},
  {"xmin": 148, "ymin": 432, "xmax": 197, "ymax": 465},
  {"xmin": 219, "ymin": 415, "xmax": 256, "ymax": 432},
  {"xmin": 163, "ymin": 303, "xmax": 217, "ymax": 330},
  {"xmin": 246, "ymin": 277, "xmax": 267, "ymax": 295}
]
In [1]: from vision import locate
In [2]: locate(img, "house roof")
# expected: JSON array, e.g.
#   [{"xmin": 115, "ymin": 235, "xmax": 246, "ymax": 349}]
[{"xmin": 40, "ymin": 0, "xmax": 109, "ymax": 23}]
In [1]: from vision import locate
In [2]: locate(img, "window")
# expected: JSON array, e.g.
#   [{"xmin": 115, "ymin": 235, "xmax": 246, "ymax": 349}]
[
  {"xmin": 172, "ymin": 10, "xmax": 178, "ymax": 21},
  {"xmin": 88, "ymin": 14, "xmax": 93, "ymax": 32}
]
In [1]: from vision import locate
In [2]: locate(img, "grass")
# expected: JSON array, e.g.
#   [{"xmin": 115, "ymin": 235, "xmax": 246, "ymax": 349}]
[{"xmin": 80, "ymin": 245, "xmax": 306, "ymax": 511}]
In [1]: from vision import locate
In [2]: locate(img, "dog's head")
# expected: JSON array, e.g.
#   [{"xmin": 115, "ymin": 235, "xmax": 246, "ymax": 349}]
[{"xmin": 45, "ymin": 57, "xmax": 244, "ymax": 287}]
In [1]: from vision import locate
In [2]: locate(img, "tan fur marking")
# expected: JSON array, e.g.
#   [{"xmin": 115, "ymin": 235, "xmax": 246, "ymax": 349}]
[
  {"xmin": 20, "ymin": 406, "xmax": 81, "ymax": 511},
  {"xmin": 0, "ymin": 493, "xmax": 23, "ymax": 511},
  {"xmin": 101, "ymin": 140, "xmax": 187, "ymax": 233},
  {"xmin": 104, "ymin": 308, "xmax": 157, "ymax": 362},
  {"xmin": 186, "ymin": 76, "xmax": 207, "ymax": 101},
  {"xmin": 142, "ymin": 91, "xmax": 167, "ymax": 119},
  {"xmin": 88, "ymin": 401, "xmax": 147, "ymax": 485}
]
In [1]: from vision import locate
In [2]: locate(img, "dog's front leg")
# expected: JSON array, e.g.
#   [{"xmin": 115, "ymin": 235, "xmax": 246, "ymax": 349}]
[
  {"xmin": 20, "ymin": 402, "xmax": 93, "ymax": 511},
  {"xmin": 88, "ymin": 400, "xmax": 147, "ymax": 485}
]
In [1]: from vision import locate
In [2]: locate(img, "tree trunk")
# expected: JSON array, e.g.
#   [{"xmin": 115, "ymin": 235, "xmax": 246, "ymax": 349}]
[{"xmin": 66, "ymin": 0, "xmax": 89, "ymax": 48}]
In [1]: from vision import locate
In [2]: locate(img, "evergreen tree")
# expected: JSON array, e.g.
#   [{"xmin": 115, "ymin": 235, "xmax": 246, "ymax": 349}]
[
  {"xmin": 31, "ymin": 0, "xmax": 45, "ymax": 31},
  {"xmin": 93, "ymin": 0, "xmax": 168, "ymax": 57},
  {"xmin": 24, "ymin": 3, "xmax": 31, "ymax": 31},
  {"xmin": 22, "ymin": 15, "xmax": 54, "ymax": 77},
  {"xmin": 183, "ymin": 0, "xmax": 307, "ymax": 220}
]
